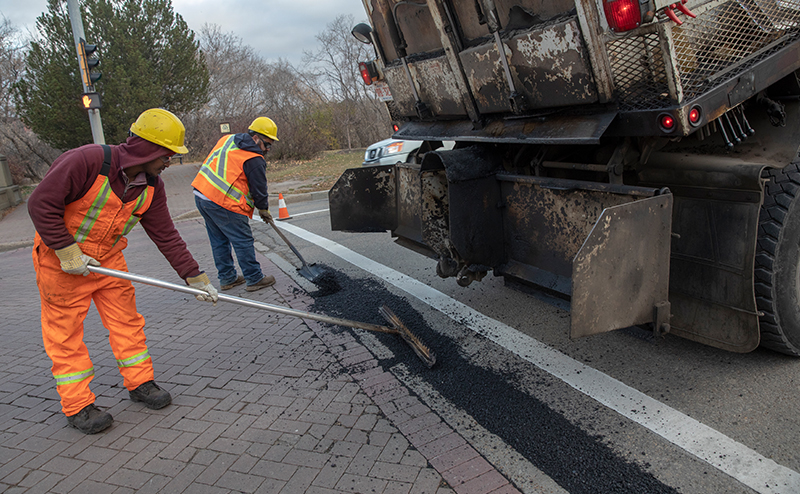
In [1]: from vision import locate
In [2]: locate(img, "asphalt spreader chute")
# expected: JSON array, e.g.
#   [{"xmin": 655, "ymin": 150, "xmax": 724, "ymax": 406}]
[{"xmin": 87, "ymin": 266, "xmax": 436, "ymax": 368}]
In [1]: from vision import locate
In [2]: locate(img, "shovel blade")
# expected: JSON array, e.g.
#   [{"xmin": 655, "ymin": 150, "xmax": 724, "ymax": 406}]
[{"xmin": 297, "ymin": 263, "xmax": 325, "ymax": 282}]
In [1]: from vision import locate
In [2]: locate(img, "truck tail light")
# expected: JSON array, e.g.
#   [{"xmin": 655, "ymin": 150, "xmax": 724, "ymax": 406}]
[
  {"xmin": 688, "ymin": 106, "xmax": 702, "ymax": 126},
  {"xmin": 659, "ymin": 113, "xmax": 676, "ymax": 132},
  {"xmin": 392, "ymin": 123, "xmax": 400, "ymax": 132},
  {"xmin": 359, "ymin": 61, "xmax": 379, "ymax": 86},
  {"xmin": 603, "ymin": 0, "xmax": 642, "ymax": 32}
]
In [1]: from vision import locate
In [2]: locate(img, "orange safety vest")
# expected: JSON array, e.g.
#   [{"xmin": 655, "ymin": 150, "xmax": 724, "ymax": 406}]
[
  {"xmin": 192, "ymin": 134, "xmax": 261, "ymax": 217},
  {"xmin": 35, "ymin": 146, "xmax": 155, "ymax": 260}
]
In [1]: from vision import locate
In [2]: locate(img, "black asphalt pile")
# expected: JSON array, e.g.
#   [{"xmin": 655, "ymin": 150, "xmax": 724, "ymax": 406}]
[
  {"xmin": 305, "ymin": 268, "xmax": 679, "ymax": 494},
  {"xmin": 307, "ymin": 268, "xmax": 341, "ymax": 296}
]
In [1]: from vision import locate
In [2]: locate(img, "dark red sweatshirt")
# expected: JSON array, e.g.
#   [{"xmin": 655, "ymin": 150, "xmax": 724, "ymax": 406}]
[{"xmin": 28, "ymin": 136, "xmax": 201, "ymax": 279}]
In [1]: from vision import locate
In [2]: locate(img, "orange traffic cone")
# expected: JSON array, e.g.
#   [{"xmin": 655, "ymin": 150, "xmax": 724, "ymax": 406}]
[{"xmin": 277, "ymin": 193, "xmax": 292, "ymax": 220}]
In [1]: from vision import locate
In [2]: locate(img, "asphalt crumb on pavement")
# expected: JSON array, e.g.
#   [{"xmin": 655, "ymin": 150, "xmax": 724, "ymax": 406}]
[{"xmin": 303, "ymin": 266, "xmax": 679, "ymax": 494}]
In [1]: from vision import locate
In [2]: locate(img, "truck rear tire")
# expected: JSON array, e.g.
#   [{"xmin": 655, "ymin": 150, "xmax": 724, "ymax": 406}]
[{"xmin": 756, "ymin": 163, "xmax": 800, "ymax": 356}]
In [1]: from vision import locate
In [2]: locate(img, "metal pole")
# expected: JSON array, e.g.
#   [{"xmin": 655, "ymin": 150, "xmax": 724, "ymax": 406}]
[
  {"xmin": 85, "ymin": 266, "xmax": 398, "ymax": 334},
  {"xmin": 66, "ymin": 0, "xmax": 105, "ymax": 144},
  {"xmin": 85, "ymin": 265, "xmax": 438, "ymax": 368}
]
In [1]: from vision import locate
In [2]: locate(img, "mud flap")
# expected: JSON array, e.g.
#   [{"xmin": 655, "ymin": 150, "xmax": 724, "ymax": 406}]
[
  {"xmin": 329, "ymin": 165, "xmax": 397, "ymax": 232},
  {"xmin": 570, "ymin": 193, "xmax": 673, "ymax": 339}
]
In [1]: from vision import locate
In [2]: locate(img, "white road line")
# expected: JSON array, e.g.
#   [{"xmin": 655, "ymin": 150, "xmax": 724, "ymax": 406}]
[
  {"xmin": 276, "ymin": 208, "xmax": 329, "ymax": 218},
  {"xmin": 275, "ymin": 221, "xmax": 800, "ymax": 494}
]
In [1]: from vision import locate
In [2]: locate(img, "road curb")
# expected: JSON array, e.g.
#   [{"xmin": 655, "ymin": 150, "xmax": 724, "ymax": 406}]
[
  {"xmin": 0, "ymin": 190, "xmax": 328, "ymax": 253},
  {"xmin": 268, "ymin": 190, "xmax": 328, "ymax": 207},
  {"xmin": 0, "ymin": 241, "xmax": 33, "ymax": 253}
]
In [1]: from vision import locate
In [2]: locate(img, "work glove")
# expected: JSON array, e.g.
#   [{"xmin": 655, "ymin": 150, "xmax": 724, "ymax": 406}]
[
  {"xmin": 186, "ymin": 272, "xmax": 219, "ymax": 304},
  {"xmin": 259, "ymin": 209, "xmax": 273, "ymax": 223},
  {"xmin": 54, "ymin": 243, "xmax": 100, "ymax": 276}
]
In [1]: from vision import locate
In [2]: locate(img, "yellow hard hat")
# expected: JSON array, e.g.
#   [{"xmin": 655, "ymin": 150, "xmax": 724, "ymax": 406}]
[
  {"xmin": 130, "ymin": 108, "xmax": 189, "ymax": 154},
  {"xmin": 248, "ymin": 117, "xmax": 279, "ymax": 141}
]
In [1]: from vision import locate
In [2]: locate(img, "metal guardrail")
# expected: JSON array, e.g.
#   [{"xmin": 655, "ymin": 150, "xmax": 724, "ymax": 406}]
[{"xmin": 0, "ymin": 155, "xmax": 22, "ymax": 212}]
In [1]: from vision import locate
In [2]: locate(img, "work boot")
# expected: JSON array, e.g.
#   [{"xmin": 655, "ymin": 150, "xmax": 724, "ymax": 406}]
[
  {"xmin": 66, "ymin": 403, "xmax": 113, "ymax": 434},
  {"xmin": 221, "ymin": 275, "xmax": 245, "ymax": 290},
  {"xmin": 245, "ymin": 275, "xmax": 276, "ymax": 292},
  {"xmin": 129, "ymin": 381, "xmax": 172, "ymax": 410}
]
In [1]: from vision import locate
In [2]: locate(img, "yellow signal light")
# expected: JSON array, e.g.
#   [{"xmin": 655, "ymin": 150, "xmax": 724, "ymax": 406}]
[
  {"xmin": 78, "ymin": 38, "xmax": 101, "ymax": 88},
  {"xmin": 80, "ymin": 92, "xmax": 102, "ymax": 110}
]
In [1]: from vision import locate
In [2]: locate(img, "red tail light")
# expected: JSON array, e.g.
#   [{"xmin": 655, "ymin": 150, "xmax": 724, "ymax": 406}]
[
  {"xmin": 604, "ymin": 0, "xmax": 641, "ymax": 32},
  {"xmin": 359, "ymin": 62, "xmax": 373, "ymax": 86},
  {"xmin": 688, "ymin": 106, "xmax": 702, "ymax": 126},
  {"xmin": 659, "ymin": 113, "xmax": 676, "ymax": 132},
  {"xmin": 392, "ymin": 124, "xmax": 400, "ymax": 132}
]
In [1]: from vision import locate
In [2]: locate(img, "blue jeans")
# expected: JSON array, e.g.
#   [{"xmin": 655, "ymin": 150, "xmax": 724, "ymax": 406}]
[{"xmin": 195, "ymin": 196, "xmax": 263, "ymax": 286}]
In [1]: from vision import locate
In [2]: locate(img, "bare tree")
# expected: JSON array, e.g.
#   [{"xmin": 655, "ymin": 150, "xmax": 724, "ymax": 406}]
[
  {"xmin": 302, "ymin": 14, "xmax": 390, "ymax": 150},
  {"xmin": 188, "ymin": 24, "xmax": 332, "ymax": 160},
  {"xmin": 200, "ymin": 24, "xmax": 270, "ymax": 120},
  {"xmin": 0, "ymin": 16, "xmax": 57, "ymax": 183}
]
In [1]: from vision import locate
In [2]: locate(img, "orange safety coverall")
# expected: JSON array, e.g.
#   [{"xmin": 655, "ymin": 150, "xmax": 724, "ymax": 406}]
[{"xmin": 32, "ymin": 163, "xmax": 155, "ymax": 416}]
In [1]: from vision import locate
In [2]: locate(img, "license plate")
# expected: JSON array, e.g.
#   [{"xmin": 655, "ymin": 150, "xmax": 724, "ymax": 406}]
[{"xmin": 373, "ymin": 81, "xmax": 393, "ymax": 102}]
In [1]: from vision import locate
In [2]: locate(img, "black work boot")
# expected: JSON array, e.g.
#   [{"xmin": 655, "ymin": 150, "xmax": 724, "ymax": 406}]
[
  {"xmin": 129, "ymin": 381, "xmax": 172, "ymax": 410},
  {"xmin": 66, "ymin": 403, "xmax": 113, "ymax": 434}
]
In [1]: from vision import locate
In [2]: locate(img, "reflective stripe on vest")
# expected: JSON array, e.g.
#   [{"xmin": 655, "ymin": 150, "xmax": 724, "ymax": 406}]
[
  {"xmin": 197, "ymin": 167, "xmax": 250, "ymax": 205},
  {"xmin": 116, "ymin": 350, "xmax": 150, "ymax": 368},
  {"xmin": 196, "ymin": 135, "xmax": 255, "ymax": 209},
  {"xmin": 73, "ymin": 180, "xmax": 113, "ymax": 243},
  {"xmin": 54, "ymin": 367, "xmax": 95, "ymax": 386}
]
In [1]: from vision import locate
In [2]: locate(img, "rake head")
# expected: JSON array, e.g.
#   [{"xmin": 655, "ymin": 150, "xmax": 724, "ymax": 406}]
[{"xmin": 379, "ymin": 305, "xmax": 437, "ymax": 368}]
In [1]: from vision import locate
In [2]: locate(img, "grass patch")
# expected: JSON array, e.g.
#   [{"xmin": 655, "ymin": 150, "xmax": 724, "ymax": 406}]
[{"xmin": 265, "ymin": 148, "xmax": 365, "ymax": 192}]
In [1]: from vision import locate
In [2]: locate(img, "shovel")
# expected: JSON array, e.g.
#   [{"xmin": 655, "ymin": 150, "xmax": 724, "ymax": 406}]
[
  {"xmin": 86, "ymin": 265, "xmax": 436, "ymax": 368},
  {"xmin": 267, "ymin": 219, "xmax": 325, "ymax": 283}
]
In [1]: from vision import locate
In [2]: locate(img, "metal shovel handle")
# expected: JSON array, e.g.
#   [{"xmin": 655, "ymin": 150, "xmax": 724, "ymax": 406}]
[
  {"xmin": 86, "ymin": 266, "xmax": 398, "ymax": 334},
  {"xmin": 268, "ymin": 219, "xmax": 312, "ymax": 268}
]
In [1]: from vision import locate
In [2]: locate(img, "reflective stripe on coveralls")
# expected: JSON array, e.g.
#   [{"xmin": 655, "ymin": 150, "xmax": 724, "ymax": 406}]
[
  {"xmin": 191, "ymin": 134, "xmax": 259, "ymax": 217},
  {"xmin": 54, "ymin": 367, "xmax": 95, "ymax": 386},
  {"xmin": 117, "ymin": 350, "xmax": 150, "ymax": 368},
  {"xmin": 32, "ymin": 147, "xmax": 157, "ymax": 416}
]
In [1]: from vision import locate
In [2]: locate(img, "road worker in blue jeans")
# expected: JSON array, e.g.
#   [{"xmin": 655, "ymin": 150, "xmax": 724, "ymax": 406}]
[{"xmin": 192, "ymin": 117, "xmax": 277, "ymax": 292}]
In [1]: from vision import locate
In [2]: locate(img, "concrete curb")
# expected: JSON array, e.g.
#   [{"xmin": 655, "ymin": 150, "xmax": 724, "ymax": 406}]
[
  {"xmin": 0, "ymin": 241, "xmax": 34, "ymax": 253},
  {"xmin": 173, "ymin": 210, "xmax": 202, "ymax": 221},
  {"xmin": 0, "ymin": 190, "xmax": 329, "ymax": 253},
  {"xmin": 268, "ymin": 190, "xmax": 328, "ymax": 207}
]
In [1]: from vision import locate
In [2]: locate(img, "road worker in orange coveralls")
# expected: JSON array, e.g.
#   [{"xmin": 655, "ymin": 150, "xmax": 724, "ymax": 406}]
[{"xmin": 28, "ymin": 108, "xmax": 219, "ymax": 434}]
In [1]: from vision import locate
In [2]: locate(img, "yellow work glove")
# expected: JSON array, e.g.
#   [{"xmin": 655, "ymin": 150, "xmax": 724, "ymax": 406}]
[
  {"xmin": 54, "ymin": 243, "xmax": 100, "ymax": 276},
  {"xmin": 258, "ymin": 209, "xmax": 273, "ymax": 223},
  {"xmin": 186, "ymin": 272, "xmax": 219, "ymax": 304}
]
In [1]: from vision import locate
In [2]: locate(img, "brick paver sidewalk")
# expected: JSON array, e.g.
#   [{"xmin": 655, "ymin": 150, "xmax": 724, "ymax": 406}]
[{"xmin": 0, "ymin": 218, "xmax": 519, "ymax": 494}]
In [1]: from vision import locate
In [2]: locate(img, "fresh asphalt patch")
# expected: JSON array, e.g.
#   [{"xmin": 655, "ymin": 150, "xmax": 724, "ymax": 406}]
[{"xmin": 301, "ymin": 265, "xmax": 678, "ymax": 494}]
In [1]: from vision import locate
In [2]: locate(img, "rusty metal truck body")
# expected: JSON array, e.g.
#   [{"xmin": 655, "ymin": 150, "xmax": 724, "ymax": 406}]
[{"xmin": 329, "ymin": 0, "xmax": 800, "ymax": 355}]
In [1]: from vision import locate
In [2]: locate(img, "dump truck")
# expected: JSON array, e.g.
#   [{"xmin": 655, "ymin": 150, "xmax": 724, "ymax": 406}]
[{"xmin": 328, "ymin": 0, "xmax": 800, "ymax": 356}]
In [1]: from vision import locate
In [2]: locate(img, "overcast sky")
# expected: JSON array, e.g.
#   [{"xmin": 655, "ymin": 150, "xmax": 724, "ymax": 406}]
[{"xmin": 1, "ymin": 0, "xmax": 369, "ymax": 66}]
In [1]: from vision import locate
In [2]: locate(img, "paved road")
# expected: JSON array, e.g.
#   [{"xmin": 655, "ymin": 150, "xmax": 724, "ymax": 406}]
[
  {"xmin": 6, "ymin": 161, "xmax": 799, "ymax": 493},
  {"xmin": 251, "ymin": 199, "xmax": 800, "ymax": 494}
]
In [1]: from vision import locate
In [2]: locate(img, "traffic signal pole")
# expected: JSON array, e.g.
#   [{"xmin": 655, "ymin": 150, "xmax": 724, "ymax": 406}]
[{"xmin": 67, "ymin": 0, "xmax": 105, "ymax": 144}]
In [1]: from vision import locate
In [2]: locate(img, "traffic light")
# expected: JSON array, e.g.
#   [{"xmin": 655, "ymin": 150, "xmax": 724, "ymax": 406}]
[
  {"xmin": 78, "ymin": 38, "xmax": 101, "ymax": 88},
  {"xmin": 80, "ymin": 92, "xmax": 102, "ymax": 110}
]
